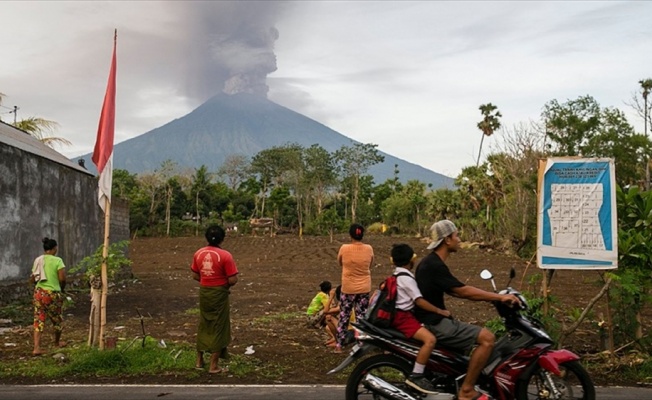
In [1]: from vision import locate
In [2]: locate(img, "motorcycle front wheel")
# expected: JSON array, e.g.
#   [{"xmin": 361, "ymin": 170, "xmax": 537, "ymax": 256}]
[
  {"xmin": 515, "ymin": 360, "xmax": 596, "ymax": 400},
  {"xmin": 345, "ymin": 353, "xmax": 412, "ymax": 400}
]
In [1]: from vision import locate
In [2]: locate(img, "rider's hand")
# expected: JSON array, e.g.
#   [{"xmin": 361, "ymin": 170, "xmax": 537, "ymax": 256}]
[
  {"xmin": 501, "ymin": 294, "xmax": 522, "ymax": 308},
  {"xmin": 439, "ymin": 309, "xmax": 452, "ymax": 318}
]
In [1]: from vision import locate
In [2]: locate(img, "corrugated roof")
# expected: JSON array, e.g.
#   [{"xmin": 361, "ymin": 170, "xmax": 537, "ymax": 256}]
[{"xmin": 0, "ymin": 121, "xmax": 92, "ymax": 175}]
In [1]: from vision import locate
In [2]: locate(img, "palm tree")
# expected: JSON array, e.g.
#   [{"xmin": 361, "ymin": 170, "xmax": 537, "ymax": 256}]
[
  {"xmin": 476, "ymin": 103, "xmax": 502, "ymax": 167},
  {"xmin": 640, "ymin": 79, "xmax": 652, "ymax": 190},
  {"xmin": 13, "ymin": 117, "xmax": 72, "ymax": 149}
]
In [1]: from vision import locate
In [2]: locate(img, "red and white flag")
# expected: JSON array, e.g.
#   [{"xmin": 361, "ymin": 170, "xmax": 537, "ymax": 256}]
[{"xmin": 92, "ymin": 31, "xmax": 117, "ymax": 213}]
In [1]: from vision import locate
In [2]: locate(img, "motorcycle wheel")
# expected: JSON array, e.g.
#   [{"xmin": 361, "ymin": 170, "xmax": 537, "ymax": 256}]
[
  {"xmin": 345, "ymin": 353, "xmax": 412, "ymax": 400},
  {"xmin": 515, "ymin": 360, "xmax": 596, "ymax": 400}
]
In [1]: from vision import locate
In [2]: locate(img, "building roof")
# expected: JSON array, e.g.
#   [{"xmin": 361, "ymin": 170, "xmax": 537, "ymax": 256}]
[{"xmin": 0, "ymin": 121, "xmax": 92, "ymax": 175}]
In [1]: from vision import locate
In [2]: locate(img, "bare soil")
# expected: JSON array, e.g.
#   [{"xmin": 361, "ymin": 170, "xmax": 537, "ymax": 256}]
[{"xmin": 1, "ymin": 233, "xmax": 641, "ymax": 386}]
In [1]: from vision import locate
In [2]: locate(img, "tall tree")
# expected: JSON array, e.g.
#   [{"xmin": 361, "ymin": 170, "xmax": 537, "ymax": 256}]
[
  {"xmin": 304, "ymin": 144, "xmax": 337, "ymax": 216},
  {"xmin": 191, "ymin": 165, "xmax": 212, "ymax": 236},
  {"xmin": 476, "ymin": 103, "xmax": 502, "ymax": 167},
  {"xmin": 334, "ymin": 143, "xmax": 384, "ymax": 222},
  {"xmin": 217, "ymin": 154, "xmax": 250, "ymax": 191},
  {"xmin": 544, "ymin": 95, "xmax": 652, "ymax": 187},
  {"xmin": 542, "ymin": 95, "xmax": 601, "ymax": 156},
  {"xmin": 640, "ymin": 79, "xmax": 652, "ymax": 190}
]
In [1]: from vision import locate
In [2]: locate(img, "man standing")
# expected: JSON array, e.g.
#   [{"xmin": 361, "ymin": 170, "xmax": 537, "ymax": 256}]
[{"xmin": 414, "ymin": 220, "xmax": 520, "ymax": 400}]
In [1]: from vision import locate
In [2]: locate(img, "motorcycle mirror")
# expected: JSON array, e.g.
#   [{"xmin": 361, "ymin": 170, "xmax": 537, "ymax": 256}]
[
  {"xmin": 480, "ymin": 270, "xmax": 493, "ymax": 280},
  {"xmin": 506, "ymin": 267, "xmax": 516, "ymax": 287}
]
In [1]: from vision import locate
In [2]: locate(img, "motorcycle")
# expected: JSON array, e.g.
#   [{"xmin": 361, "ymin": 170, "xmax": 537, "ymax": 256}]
[{"xmin": 328, "ymin": 268, "xmax": 595, "ymax": 400}]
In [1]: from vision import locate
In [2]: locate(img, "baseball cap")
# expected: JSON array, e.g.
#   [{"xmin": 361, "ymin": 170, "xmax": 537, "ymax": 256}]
[{"xmin": 427, "ymin": 220, "xmax": 457, "ymax": 250}]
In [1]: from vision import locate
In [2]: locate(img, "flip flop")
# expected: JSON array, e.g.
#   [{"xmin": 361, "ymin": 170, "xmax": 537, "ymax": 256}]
[
  {"xmin": 32, "ymin": 351, "xmax": 47, "ymax": 356},
  {"xmin": 56, "ymin": 341, "xmax": 68, "ymax": 348},
  {"xmin": 194, "ymin": 363, "xmax": 205, "ymax": 370},
  {"xmin": 208, "ymin": 367, "xmax": 228, "ymax": 374}
]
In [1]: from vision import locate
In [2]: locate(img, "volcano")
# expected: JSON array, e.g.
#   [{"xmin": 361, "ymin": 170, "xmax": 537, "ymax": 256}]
[{"xmin": 75, "ymin": 92, "xmax": 453, "ymax": 188}]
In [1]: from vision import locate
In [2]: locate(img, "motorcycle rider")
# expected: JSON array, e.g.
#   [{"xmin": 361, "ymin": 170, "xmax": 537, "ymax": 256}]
[{"xmin": 414, "ymin": 219, "xmax": 521, "ymax": 400}]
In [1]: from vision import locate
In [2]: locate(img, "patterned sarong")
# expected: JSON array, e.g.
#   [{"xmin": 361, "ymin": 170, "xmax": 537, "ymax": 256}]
[
  {"xmin": 197, "ymin": 285, "xmax": 231, "ymax": 358},
  {"xmin": 33, "ymin": 287, "xmax": 63, "ymax": 332}
]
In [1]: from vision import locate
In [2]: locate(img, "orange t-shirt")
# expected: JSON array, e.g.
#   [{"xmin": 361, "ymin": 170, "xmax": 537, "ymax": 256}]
[{"xmin": 338, "ymin": 242, "xmax": 374, "ymax": 294}]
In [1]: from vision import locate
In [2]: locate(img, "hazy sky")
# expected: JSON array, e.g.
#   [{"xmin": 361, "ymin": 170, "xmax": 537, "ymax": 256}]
[{"xmin": 1, "ymin": 1, "xmax": 651, "ymax": 178}]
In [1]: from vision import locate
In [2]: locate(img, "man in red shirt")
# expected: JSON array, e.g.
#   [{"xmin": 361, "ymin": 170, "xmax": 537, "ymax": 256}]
[{"xmin": 191, "ymin": 225, "xmax": 239, "ymax": 374}]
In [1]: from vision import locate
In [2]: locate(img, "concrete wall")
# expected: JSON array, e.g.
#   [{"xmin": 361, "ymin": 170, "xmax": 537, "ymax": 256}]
[{"xmin": 0, "ymin": 140, "xmax": 130, "ymax": 305}]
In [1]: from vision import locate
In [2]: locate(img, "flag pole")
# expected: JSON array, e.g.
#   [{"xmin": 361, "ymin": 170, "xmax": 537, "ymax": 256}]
[
  {"xmin": 92, "ymin": 29, "xmax": 117, "ymax": 350},
  {"xmin": 99, "ymin": 196, "xmax": 111, "ymax": 350}
]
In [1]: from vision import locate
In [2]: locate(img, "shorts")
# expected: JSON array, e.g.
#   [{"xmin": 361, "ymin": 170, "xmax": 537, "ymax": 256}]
[
  {"xmin": 307, "ymin": 311, "xmax": 325, "ymax": 328},
  {"xmin": 425, "ymin": 318, "xmax": 481, "ymax": 354},
  {"xmin": 392, "ymin": 310, "xmax": 423, "ymax": 338}
]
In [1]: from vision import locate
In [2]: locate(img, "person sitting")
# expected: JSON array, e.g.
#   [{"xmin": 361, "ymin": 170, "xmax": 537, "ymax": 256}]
[
  {"xmin": 323, "ymin": 284, "xmax": 356, "ymax": 347},
  {"xmin": 307, "ymin": 280, "xmax": 332, "ymax": 329},
  {"xmin": 390, "ymin": 243, "xmax": 451, "ymax": 395}
]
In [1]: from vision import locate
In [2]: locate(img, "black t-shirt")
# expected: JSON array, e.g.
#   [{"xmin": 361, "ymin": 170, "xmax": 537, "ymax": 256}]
[{"xmin": 414, "ymin": 251, "xmax": 465, "ymax": 325}]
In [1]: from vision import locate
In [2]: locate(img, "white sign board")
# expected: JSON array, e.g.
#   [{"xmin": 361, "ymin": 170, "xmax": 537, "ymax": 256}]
[{"xmin": 537, "ymin": 158, "xmax": 618, "ymax": 270}]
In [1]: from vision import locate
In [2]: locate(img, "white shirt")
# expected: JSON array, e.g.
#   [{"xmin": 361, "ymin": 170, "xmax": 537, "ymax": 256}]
[{"xmin": 394, "ymin": 267, "xmax": 423, "ymax": 311}]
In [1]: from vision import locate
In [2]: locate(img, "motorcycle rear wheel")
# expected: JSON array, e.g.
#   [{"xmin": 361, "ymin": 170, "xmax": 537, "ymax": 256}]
[
  {"xmin": 515, "ymin": 360, "xmax": 595, "ymax": 400},
  {"xmin": 345, "ymin": 354, "xmax": 412, "ymax": 400}
]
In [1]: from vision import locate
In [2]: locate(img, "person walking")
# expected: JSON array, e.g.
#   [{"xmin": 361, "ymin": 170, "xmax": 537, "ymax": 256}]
[
  {"xmin": 31, "ymin": 237, "xmax": 67, "ymax": 356},
  {"xmin": 191, "ymin": 225, "xmax": 239, "ymax": 374},
  {"xmin": 414, "ymin": 219, "xmax": 520, "ymax": 400},
  {"xmin": 334, "ymin": 223, "xmax": 374, "ymax": 353}
]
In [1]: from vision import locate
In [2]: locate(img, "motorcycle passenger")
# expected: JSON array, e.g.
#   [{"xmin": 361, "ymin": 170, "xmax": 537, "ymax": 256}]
[
  {"xmin": 414, "ymin": 220, "xmax": 521, "ymax": 400},
  {"xmin": 389, "ymin": 244, "xmax": 451, "ymax": 395}
]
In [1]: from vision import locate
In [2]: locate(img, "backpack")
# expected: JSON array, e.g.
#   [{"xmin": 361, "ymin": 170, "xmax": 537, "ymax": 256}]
[{"xmin": 365, "ymin": 272, "xmax": 411, "ymax": 328}]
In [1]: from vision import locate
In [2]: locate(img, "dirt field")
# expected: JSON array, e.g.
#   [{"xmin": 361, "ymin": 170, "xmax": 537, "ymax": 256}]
[{"xmin": 1, "ymin": 233, "xmax": 635, "ymax": 385}]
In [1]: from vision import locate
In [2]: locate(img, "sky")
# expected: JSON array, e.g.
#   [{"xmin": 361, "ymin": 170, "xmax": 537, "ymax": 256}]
[{"xmin": 1, "ymin": 1, "xmax": 651, "ymax": 179}]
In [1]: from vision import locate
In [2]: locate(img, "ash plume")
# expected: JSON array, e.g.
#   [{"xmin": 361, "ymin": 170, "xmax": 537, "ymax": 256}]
[{"xmin": 175, "ymin": 1, "xmax": 284, "ymax": 101}]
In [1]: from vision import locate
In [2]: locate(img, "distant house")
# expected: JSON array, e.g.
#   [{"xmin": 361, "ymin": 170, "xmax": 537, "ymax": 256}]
[{"xmin": 0, "ymin": 121, "xmax": 129, "ymax": 305}]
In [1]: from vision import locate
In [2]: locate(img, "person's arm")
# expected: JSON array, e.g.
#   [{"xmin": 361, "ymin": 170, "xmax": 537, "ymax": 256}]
[
  {"xmin": 192, "ymin": 272, "xmax": 200, "ymax": 282},
  {"xmin": 450, "ymin": 285, "xmax": 521, "ymax": 306},
  {"xmin": 58, "ymin": 269, "xmax": 67, "ymax": 292},
  {"xmin": 415, "ymin": 297, "xmax": 451, "ymax": 318},
  {"xmin": 227, "ymin": 274, "xmax": 238, "ymax": 287}
]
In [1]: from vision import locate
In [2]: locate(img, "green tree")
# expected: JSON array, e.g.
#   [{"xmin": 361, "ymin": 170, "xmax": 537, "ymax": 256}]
[
  {"xmin": 191, "ymin": 165, "xmax": 212, "ymax": 236},
  {"xmin": 217, "ymin": 154, "xmax": 250, "ymax": 191},
  {"xmin": 543, "ymin": 95, "xmax": 652, "ymax": 187},
  {"xmin": 250, "ymin": 145, "xmax": 301, "ymax": 218},
  {"xmin": 476, "ymin": 103, "xmax": 502, "ymax": 167},
  {"xmin": 304, "ymin": 144, "xmax": 337, "ymax": 216},
  {"xmin": 112, "ymin": 169, "xmax": 139, "ymax": 199},
  {"xmin": 334, "ymin": 143, "xmax": 384, "ymax": 222},
  {"xmin": 612, "ymin": 186, "xmax": 652, "ymax": 343},
  {"xmin": 640, "ymin": 79, "xmax": 652, "ymax": 190},
  {"xmin": 542, "ymin": 95, "xmax": 601, "ymax": 157}
]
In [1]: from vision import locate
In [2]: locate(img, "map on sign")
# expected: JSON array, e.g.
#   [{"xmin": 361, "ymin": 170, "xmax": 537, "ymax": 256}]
[{"xmin": 537, "ymin": 158, "xmax": 618, "ymax": 270}]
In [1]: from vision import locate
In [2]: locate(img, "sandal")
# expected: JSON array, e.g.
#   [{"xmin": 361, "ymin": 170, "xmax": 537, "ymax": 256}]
[{"xmin": 208, "ymin": 366, "xmax": 228, "ymax": 374}]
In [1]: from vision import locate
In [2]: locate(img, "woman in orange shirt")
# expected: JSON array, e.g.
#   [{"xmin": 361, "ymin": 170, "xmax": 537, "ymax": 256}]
[{"xmin": 334, "ymin": 223, "xmax": 374, "ymax": 353}]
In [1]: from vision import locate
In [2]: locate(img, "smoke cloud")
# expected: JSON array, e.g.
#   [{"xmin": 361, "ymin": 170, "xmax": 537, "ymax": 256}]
[{"xmin": 174, "ymin": 1, "xmax": 285, "ymax": 101}]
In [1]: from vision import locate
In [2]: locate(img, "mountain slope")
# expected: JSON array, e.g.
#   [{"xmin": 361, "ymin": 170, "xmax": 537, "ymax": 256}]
[{"xmin": 76, "ymin": 93, "xmax": 454, "ymax": 188}]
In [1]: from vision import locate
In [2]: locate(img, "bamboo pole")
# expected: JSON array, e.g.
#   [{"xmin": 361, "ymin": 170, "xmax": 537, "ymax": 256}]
[{"xmin": 99, "ymin": 196, "xmax": 111, "ymax": 350}]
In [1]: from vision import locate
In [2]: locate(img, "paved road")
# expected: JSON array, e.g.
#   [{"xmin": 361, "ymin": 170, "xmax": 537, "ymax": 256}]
[{"xmin": 0, "ymin": 384, "xmax": 650, "ymax": 399}]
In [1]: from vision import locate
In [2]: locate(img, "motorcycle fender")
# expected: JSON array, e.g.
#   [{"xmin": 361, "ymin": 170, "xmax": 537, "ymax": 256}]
[
  {"xmin": 537, "ymin": 349, "xmax": 580, "ymax": 376},
  {"xmin": 327, "ymin": 343, "xmax": 373, "ymax": 375}
]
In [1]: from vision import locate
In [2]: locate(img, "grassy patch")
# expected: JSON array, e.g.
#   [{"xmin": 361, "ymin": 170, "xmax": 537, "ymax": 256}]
[
  {"xmin": 184, "ymin": 307, "xmax": 200, "ymax": 315},
  {"xmin": 0, "ymin": 338, "xmax": 283, "ymax": 381},
  {"xmin": 0, "ymin": 300, "xmax": 32, "ymax": 326},
  {"xmin": 252, "ymin": 311, "xmax": 302, "ymax": 325}
]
